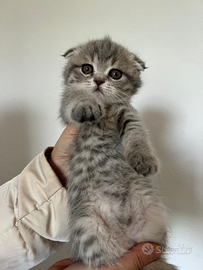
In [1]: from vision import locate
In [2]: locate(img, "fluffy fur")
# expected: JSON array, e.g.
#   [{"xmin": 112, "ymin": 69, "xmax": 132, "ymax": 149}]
[{"xmin": 60, "ymin": 37, "xmax": 177, "ymax": 269}]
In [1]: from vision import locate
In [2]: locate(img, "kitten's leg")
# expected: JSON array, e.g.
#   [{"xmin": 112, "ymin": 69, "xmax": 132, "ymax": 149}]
[
  {"xmin": 117, "ymin": 106, "xmax": 159, "ymax": 176},
  {"xmin": 141, "ymin": 257, "xmax": 178, "ymax": 270},
  {"xmin": 60, "ymin": 90, "xmax": 105, "ymax": 124},
  {"xmin": 69, "ymin": 215, "xmax": 125, "ymax": 268},
  {"xmin": 71, "ymin": 99, "xmax": 104, "ymax": 123}
]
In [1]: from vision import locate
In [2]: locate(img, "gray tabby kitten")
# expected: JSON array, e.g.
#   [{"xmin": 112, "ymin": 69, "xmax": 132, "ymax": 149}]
[{"xmin": 60, "ymin": 37, "xmax": 177, "ymax": 270}]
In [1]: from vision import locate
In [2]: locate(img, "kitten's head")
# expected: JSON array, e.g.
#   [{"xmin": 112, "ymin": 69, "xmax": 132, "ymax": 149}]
[{"xmin": 62, "ymin": 37, "xmax": 146, "ymax": 105}]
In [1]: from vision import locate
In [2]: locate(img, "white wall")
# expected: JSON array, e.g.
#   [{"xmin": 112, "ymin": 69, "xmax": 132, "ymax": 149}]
[{"xmin": 0, "ymin": 0, "xmax": 202, "ymax": 269}]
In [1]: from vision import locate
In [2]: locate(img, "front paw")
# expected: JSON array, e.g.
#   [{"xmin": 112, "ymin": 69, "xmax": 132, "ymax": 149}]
[
  {"xmin": 71, "ymin": 100, "xmax": 104, "ymax": 123},
  {"xmin": 128, "ymin": 152, "xmax": 159, "ymax": 176}
]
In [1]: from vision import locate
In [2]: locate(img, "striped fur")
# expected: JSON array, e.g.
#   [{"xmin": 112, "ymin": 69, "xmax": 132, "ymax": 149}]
[{"xmin": 60, "ymin": 37, "xmax": 178, "ymax": 269}]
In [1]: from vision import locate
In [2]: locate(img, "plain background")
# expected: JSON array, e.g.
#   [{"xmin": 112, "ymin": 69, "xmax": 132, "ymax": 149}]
[{"xmin": 0, "ymin": 0, "xmax": 203, "ymax": 269}]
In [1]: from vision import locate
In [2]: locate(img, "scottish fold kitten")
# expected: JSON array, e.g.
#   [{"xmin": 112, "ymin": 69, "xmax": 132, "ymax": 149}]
[{"xmin": 60, "ymin": 37, "xmax": 177, "ymax": 269}]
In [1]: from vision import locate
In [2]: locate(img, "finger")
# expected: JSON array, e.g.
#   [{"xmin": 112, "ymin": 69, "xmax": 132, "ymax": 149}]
[
  {"xmin": 54, "ymin": 124, "xmax": 80, "ymax": 153},
  {"xmin": 61, "ymin": 124, "xmax": 80, "ymax": 139},
  {"xmin": 53, "ymin": 124, "xmax": 79, "ymax": 155},
  {"xmin": 49, "ymin": 124, "xmax": 80, "ymax": 184},
  {"xmin": 63, "ymin": 262, "xmax": 90, "ymax": 270},
  {"xmin": 47, "ymin": 258, "xmax": 71, "ymax": 270},
  {"xmin": 103, "ymin": 243, "xmax": 161, "ymax": 270}
]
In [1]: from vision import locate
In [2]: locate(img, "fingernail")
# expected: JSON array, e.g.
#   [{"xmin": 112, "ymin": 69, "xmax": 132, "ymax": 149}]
[{"xmin": 150, "ymin": 244, "xmax": 162, "ymax": 259}]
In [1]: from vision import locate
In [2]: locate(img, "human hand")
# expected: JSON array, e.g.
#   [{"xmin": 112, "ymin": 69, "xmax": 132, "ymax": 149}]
[
  {"xmin": 47, "ymin": 243, "xmax": 161, "ymax": 270},
  {"xmin": 48, "ymin": 124, "xmax": 80, "ymax": 185}
]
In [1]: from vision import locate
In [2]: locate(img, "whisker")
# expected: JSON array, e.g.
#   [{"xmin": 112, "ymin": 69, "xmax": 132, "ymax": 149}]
[
  {"xmin": 114, "ymin": 93, "xmax": 130, "ymax": 107},
  {"xmin": 104, "ymin": 85, "xmax": 131, "ymax": 101},
  {"xmin": 110, "ymin": 90, "xmax": 130, "ymax": 104},
  {"xmin": 116, "ymin": 89, "xmax": 130, "ymax": 98},
  {"xmin": 106, "ymin": 88, "xmax": 130, "ymax": 107}
]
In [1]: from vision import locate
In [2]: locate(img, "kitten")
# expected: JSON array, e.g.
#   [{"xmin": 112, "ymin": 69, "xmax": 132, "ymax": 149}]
[{"xmin": 60, "ymin": 37, "xmax": 177, "ymax": 270}]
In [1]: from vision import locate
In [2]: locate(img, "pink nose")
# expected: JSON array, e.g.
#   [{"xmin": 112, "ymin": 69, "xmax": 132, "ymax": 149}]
[{"xmin": 94, "ymin": 80, "xmax": 104, "ymax": 86}]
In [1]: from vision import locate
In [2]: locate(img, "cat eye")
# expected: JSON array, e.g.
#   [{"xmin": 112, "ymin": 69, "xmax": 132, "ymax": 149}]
[
  {"xmin": 82, "ymin": 64, "xmax": 93, "ymax": 75},
  {"xmin": 109, "ymin": 69, "xmax": 122, "ymax": 80}
]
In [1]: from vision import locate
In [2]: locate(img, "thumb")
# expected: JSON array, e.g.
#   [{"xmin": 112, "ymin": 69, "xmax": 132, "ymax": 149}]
[
  {"xmin": 130, "ymin": 243, "xmax": 162, "ymax": 269},
  {"xmin": 110, "ymin": 243, "xmax": 162, "ymax": 270},
  {"xmin": 47, "ymin": 258, "xmax": 72, "ymax": 270},
  {"xmin": 49, "ymin": 124, "xmax": 80, "ymax": 185},
  {"xmin": 54, "ymin": 124, "xmax": 80, "ymax": 156}
]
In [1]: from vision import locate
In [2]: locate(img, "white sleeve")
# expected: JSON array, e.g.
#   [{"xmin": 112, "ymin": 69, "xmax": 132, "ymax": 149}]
[{"xmin": 0, "ymin": 148, "xmax": 69, "ymax": 270}]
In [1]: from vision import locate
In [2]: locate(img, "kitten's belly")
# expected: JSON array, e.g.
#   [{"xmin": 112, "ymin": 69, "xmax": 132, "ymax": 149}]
[
  {"xmin": 94, "ymin": 185, "xmax": 166, "ymax": 249},
  {"xmin": 69, "ymin": 124, "xmax": 166, "ymax": 252}
]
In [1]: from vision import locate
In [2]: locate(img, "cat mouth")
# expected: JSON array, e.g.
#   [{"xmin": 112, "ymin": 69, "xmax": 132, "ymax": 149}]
[{"xmin": 93, "ymin": 87, "xmax": 104, "ymax": 95}]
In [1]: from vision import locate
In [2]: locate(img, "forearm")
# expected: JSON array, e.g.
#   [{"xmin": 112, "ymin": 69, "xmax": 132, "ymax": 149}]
[
  {"xmin": 0, "ymin": 150, "xmax": 69, "ymax": 270},
  {"xmin": 60, "ymin": 88, "xmax": 96, "ymax": 124},
  {"xmin": 60, "ymin": 88, "xmax": 105, "ymax": 124},
  {"xmin": 118, "ymin": 107, "xmax": 150, "ymax": 151},
  {"xmin": 118, "ymin": 106, "xmax": 158, "ymax": 175}
]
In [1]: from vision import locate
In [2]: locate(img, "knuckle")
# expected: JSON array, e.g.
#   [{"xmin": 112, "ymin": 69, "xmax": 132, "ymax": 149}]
[{"xmin": 132, "ymin": 254, "xmax": 144, "ymax": 269}]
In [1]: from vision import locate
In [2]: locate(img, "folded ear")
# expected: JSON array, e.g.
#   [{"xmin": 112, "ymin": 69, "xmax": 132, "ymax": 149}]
[
  {"xmin": 131, "ymin": 54, "xmax": 147, "ymax": 71},
  {"xmin": 62, "ymin": 47, "xmax": 77, "ymax": 58}
]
